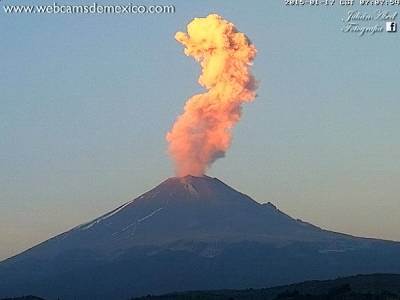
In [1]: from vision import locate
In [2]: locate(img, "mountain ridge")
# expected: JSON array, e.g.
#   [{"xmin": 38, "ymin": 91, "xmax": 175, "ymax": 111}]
[{"xmin": 1, "ymin": 176, "xmax": 400, "ymax": 300}]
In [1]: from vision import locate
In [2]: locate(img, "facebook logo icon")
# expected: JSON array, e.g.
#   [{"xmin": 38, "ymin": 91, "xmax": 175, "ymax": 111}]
[{"xmin": 386, "ymin": 22, "xmax": 397, "ymax": 32}]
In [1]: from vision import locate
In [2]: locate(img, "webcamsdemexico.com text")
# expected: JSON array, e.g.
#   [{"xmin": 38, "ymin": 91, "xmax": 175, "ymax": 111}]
[{"xmin": 3, "ymin": 3, "xmax": 176, "ymax": 15}]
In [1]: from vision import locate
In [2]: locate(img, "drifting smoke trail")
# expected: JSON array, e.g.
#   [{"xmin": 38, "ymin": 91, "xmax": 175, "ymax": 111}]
[{"xmin": 166, "ymin": 14, "xmax": 257, "ymax": 177}]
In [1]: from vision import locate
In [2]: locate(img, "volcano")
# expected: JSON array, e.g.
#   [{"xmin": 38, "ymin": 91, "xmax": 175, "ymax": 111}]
[{"xmin": 1, "ymin": 176, "xmax": 400, "ymax": 300}]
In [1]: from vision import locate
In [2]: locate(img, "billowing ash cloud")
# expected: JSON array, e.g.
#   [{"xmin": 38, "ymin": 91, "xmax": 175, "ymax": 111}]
[{"xmin": 166, "ymin": 14, "xmax": 257, "ymax": 176}]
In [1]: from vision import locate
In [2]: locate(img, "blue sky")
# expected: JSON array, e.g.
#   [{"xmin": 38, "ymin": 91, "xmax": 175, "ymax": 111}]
[{"xmin": 1, "ymin": 0, "xmax": 399, "ymax": 260}]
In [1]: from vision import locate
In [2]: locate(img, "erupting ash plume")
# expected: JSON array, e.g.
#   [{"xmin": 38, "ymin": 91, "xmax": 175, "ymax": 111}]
[{"xmin": 166, "ymin": 14, "xmax": 257, "ymax": 177}]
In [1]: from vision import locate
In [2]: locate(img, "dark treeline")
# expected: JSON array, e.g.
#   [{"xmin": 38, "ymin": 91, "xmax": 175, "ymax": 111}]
[
  {"xmin": 0, "ymin": 297, "xmax": 45, "ymax": 300},
  {"xmin": 132, "ymin": 274, "xmax": 400, "ymax": 300},
  {"xmin": 133, "ymin": 286, "xmax": 400, "ymax": 300},
  {"xmin": 2, "ymin": 274, "xmax": 400, "ymax": 300}
]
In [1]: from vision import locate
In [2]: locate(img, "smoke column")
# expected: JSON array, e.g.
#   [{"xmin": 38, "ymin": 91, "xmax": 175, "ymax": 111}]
[{"xmin": 166, "ymin": 14, "xmax": 257, "ymax": 177}]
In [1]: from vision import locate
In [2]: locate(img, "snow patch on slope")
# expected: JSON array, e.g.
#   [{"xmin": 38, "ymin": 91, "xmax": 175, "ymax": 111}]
[
  {"xmin": 75, "ymin": 199, "xmax": 136, "ymax": 231},
  {"xmin": 138, "ymin": 207, "xmax": 163, "ymax": 223},
  {"xmin": 111, "ymin": 207, "xmax": 164, "ymax": 236},
  {"xmin": 184, "ymin": 183, "xmax": 199, "ymax": 197}
]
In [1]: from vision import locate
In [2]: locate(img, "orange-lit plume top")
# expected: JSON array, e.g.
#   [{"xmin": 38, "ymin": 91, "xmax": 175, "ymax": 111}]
[{"xmin": 166, "ymin": 14, "xmax": 257, "ymax": 177}]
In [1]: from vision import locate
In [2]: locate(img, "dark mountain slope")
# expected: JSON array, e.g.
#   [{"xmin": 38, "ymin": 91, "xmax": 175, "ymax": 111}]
[{"xmin": 1, "ymin": 176, "xmax": 400, "ymax": 300}]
